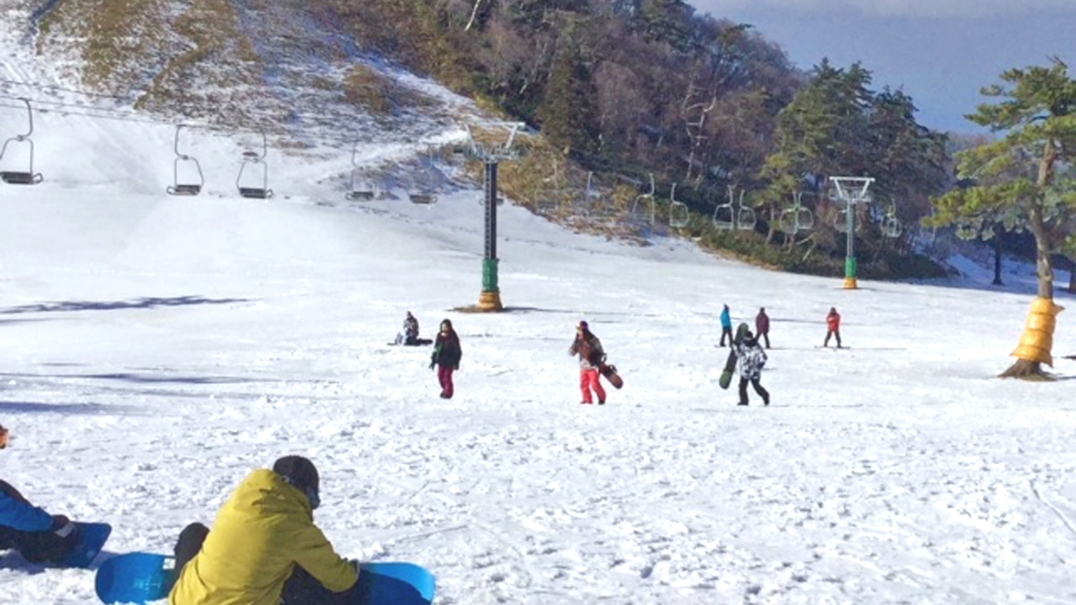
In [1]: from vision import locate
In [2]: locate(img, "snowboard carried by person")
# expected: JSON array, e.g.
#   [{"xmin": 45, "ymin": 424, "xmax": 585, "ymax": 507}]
[
  {"xmin": 598, "ymin": 362, "xmax": 623, "ymax": 389},
  {"xmin": 719, "ymin": 323, "xmax": 751, "ymax": 390},
  {"xmin": 95, "ymin": 553, "xmax": 436, "ymax": 605}
]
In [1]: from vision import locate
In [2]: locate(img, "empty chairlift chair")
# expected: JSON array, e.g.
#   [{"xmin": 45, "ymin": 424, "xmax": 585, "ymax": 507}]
[
  {"xmin": 630, "ymin": 173, "xmax": 656, "ymax": 226},
  {"xmin": 0, "ymin": 98, "xmax": 43, "ymax": 185},
  {"xmin": 668, "ymin": 182, "xmax": 690, "ymax": 228},
  {"xmin": 409, "ymin": 148, "xmax": 438, "ymax": 205},
  {"xmin": 345, "ymin": 142, "xmax": 378, "ymax": 201},
  {"xmin": 166, "ymin": 124, "xmax": 204, "ymax": 196},
  {"xmin": 236, "ymin": 131, "xmax": 273, "ymax": 199}
]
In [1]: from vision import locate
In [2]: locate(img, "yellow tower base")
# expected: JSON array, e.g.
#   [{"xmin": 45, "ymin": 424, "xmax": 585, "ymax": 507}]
[
  {"xmin": 843, "ymin": 277, "xmax": 858, "ymax": 290},
  {"xmin": 476, "ymin": 290, "xmax": 504, "ymax": 312}
]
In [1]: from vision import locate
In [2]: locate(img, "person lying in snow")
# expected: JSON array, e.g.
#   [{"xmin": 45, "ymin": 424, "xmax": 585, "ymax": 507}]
[{"xmin": 0, "ymin": 479, "xmax": 82, "ymax": 564}]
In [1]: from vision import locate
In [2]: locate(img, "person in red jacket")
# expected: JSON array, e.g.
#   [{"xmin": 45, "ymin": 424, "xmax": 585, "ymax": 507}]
[
  {"xmin": 823, "ymin": 307, "xmax": 842, "ymax": 348},
  {"xmin": 755, "ymin": 307, "xmax": 770, "ymax": 349}
]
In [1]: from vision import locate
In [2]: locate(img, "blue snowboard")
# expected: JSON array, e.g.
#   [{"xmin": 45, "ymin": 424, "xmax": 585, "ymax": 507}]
[
  {"xmin": 96, "ymin": 552, "xmax": 436, "ymax": 605},
  {"xmin": 59, "ymin": 522, "xmax": 112, "ymax": 568}
]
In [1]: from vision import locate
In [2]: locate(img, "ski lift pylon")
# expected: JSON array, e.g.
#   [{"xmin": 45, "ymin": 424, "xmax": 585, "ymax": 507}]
[
  {"xmin": 166, "ymin": 124, "xmax": 204, "ymax": 196},
  {"xmin": 236, "ymin": 131, "xmax": 273, "ymax": 199},
  {"xmin": 668, "ymin": 182, "xmax": 690, "ymax": 228},
  {"xmin": 0, "ymin": 98, "xmax": 43, "ymax": 185}
]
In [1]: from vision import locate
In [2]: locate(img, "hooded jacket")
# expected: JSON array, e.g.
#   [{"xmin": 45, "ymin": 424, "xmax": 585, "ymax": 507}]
[{"xmin": 169, "ymin": 469, "xmax": 357, "ymax": 605}]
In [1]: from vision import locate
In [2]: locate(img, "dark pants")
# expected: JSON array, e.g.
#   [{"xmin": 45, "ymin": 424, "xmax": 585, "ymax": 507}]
[
  {"xmin": 173, "ymin": 522, "xmax": 361, "ymax": 605},
  {"xmin": 0, "ymin": 480, "xmax": 69, "ymax": 564},
  {"xmin": 738, "ymin": 377, "xmax": 769, "ymax": 406},
  {"xmin": 719, "ymin": 326, "xmax": 733, "ymax": 346},
  {"xmin": 758, "ymin": 332, "xmax": 770, "ymax": 348},
  {"xmin": 824, "ymin": 329, "xmax": 842, "ymax": 348}
]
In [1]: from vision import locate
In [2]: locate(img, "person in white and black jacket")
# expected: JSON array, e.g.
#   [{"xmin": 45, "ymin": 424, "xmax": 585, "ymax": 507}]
[{"xmin": 731, "ymin": 325, "xmax": 770, "ymax": 406}]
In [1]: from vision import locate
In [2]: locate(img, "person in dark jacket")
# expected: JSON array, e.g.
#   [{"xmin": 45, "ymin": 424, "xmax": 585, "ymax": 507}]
[
  {"xmin": 755, "ymin": 307, "xmax": 771, "ymax": 349},
  {"xmin": 430, "ymin": 319, "xmax": 462, "ymax": 399},
  {"xmin": 569, "ymin": 320, "xmax": 606, "ymax": 404},
  {"xmin": 731, "ymin": 326, "xmax": 770, "ymax": 406},
  {"xmin": 169, "ymin": 456, "xmax": 360, "ymax": 605},
  {"xmin": 719, "ymin": 304, "xmax": 733, "ymax": 347},
  {"xmin": 0, "ymin": 480, "xmax": 81, "ymax": 564}
]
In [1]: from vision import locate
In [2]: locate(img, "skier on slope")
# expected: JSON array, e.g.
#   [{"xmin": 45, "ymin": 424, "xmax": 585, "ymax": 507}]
[
  {"xmin": 823, "ymin": 307, "xmax": 842, "ymax": 348},
  {"xmin": 755, "ymin": 307, "xmax": 771, "ymax": 349},
  {"xmin": 0, "ymin": 480, "xmax": 82, "ymax": 564},
  {"xmin": 719, "ymin": 304, "xmax": 733, "ymax": 347},
  {"xmin": 169, "ymin": 456, "xmax": 361, "ymax": 605},
  {"xmin": 569, "ymin": 320, "xmax": 606, "ymax": 405}
]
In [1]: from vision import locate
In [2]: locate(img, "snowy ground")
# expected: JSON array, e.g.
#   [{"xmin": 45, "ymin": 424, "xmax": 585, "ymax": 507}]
[{"xmin": 3, "ymin": 38, "xmax": 1076, "ymax": 605}]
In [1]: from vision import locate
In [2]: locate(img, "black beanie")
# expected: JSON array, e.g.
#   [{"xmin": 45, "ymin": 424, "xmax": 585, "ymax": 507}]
[{"xmin": 272, "ymin": 455, "xmax": 319, "ymax": 493}]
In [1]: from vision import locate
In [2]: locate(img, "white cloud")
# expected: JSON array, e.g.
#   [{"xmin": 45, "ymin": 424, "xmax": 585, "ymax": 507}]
[{"xmin": 691, "ymin": 0, "xmax": 1076, "ymax": 19}]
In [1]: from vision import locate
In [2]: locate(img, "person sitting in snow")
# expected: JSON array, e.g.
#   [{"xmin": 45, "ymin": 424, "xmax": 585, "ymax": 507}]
[
  {"xmin": 169, "ymin": 456, "xmax": 361, "ymax": 605},
  {"xmin": 569, "ymin": 320, "xmax": 607, "ymax": 405},
  {"xmin": 0, "ymin": 479, "xmax": 82, "ymax": 564},
  {"xmin": 730, "ymin": 323, "xmax": 770, "ymax": 406},
  {"xmin": 430, "ymin": 319, "xmax": 462, "ymax": 399},
  {"xmin": 395, "ymin": 311, "xmax": 432, "ymax": 346}
]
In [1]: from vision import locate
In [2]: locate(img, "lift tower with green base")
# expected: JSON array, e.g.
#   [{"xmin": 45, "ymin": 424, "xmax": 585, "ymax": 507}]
[{"xmin": 459, "ymin": 122, "xmax": 525, "ymax": 312}]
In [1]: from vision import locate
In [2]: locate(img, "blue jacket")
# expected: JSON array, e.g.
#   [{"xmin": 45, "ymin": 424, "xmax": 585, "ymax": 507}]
[
  {"xmin": 720, "ymin": 307, "xmax": 732, "ymax": 328},
  {"xmin": 0, "ymin": 489, "xmax": 54, "ymax": 532}
]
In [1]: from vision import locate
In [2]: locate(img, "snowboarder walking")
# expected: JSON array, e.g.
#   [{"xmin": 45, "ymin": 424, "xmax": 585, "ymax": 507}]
[
  {"xmin": 0, "ymin": 480, "xmax": 82, "ymax": 564},
  {"xmin": 730, "ymin": 324, "xmax": 769, "ymax": 406},
  {"xmin": 569, "ymin": 320, "xmax": 606, "ymax": 405},
  {"xmin": 169, "ymin": 456, "xmax": 361, "ymax": 605},
  {"xmin": 824, "ymin": 307, "xmax": 842, "ymax": 348},
  {"xmin": 755, "ymin": 307, "xmax": 771, "ymax": 349},
  {"xmin": 719, "ymin": 304, "xmax": 733, "ymax": 346},
  {"xmin": 430, "ymin": 319, "xmax": 462, "ymax": 399}
]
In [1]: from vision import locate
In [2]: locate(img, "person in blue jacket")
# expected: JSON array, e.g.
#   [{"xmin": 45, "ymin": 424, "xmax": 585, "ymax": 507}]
[
  {"xmin": 719, "ymin": 304, "xmax": 734, "ymax": 347},
  {"xmin": 0, "ymin": 479, "xmax": 81, "ymax": 564}
]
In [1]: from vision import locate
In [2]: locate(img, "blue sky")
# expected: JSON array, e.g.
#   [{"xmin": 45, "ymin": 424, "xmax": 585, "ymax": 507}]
[{"xmin": 688, "ymin": 1, "xmax": 1076, "ymax": 133}]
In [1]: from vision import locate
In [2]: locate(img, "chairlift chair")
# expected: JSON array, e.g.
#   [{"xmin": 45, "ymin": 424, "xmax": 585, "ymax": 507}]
[
  {"xmin": 630, "ymin": 173, "xmax": 656, "ymax": 226},
  {"xmin": 881, "ymin": 205, "xmax": 902, "ymax": 238},
  {"xmin": 668, "ymin": 182, "xmax": 690, "ymax": 228},
  {"xmin": 236, "ymin": 131, "xmax": 273, "ymax": 199},
  {"xmin": 834, "ymin": 209, "xmax": 864, "ymax": 233},
  {"xmin": 777, "ymin": 192, "xmax": 815, "ymax": 234},
  {"xmin": 712, "ymin": 186, "xmax": 737, "ymax": 229},
  {"xmin": 409, "ymin": 147, "xmax": 438, "ymax": 205},
  {"xmin": 166, "ymin": 125, "xmax": 204, "ymax": 196},
  {"xmin": 0, "ymin": 98, "xmax": 43, "ymax": 185},
  {"xmin": 345, "ymin": 142, "xmax": 378, "ymax": 201},
  {"xmin": 736, "ymin": 194, "xmax": 757, "ymax": 231}
]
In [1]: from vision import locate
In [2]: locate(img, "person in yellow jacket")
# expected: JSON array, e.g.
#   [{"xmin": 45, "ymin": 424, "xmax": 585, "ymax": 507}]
[{"xmin": 169, "ymin": 455, "xmax": 360, "ymax": 605}]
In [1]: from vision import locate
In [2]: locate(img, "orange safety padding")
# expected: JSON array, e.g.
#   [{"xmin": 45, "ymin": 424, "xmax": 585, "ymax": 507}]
[{"xmin": 1011, "ymin": 298, "xmax": 1065, "ymax": 366}]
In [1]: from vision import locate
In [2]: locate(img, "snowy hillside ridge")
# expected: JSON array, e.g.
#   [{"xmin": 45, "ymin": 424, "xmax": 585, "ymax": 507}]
[{"xmin": 1, "ymin": 0, "xmax": 483, "ymax": 160}]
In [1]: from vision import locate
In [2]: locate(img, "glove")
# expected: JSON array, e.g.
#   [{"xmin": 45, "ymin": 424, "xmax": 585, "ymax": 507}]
[{"xmin": 429, "ymin": 362, "xmax": 435, "ymax": 370}]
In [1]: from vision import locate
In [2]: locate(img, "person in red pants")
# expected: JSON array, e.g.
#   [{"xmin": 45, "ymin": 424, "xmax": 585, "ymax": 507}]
[
  {"xmin": 430, "ymin": 319, "xmax": 462, "ymax": 399},
  {"xmin": 569, "ymin": 321, "xmax": 606, "ymax": 405}
]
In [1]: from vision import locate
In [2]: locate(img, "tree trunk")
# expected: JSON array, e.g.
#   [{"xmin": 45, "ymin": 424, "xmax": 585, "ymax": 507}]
[
  {"xmin": 999, "ymin": 358, "xmax": 1052, "ymax": 380},
  {"xmin": 992, "ymin": 232, "xmax": 1003, "ymax": 286}
]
